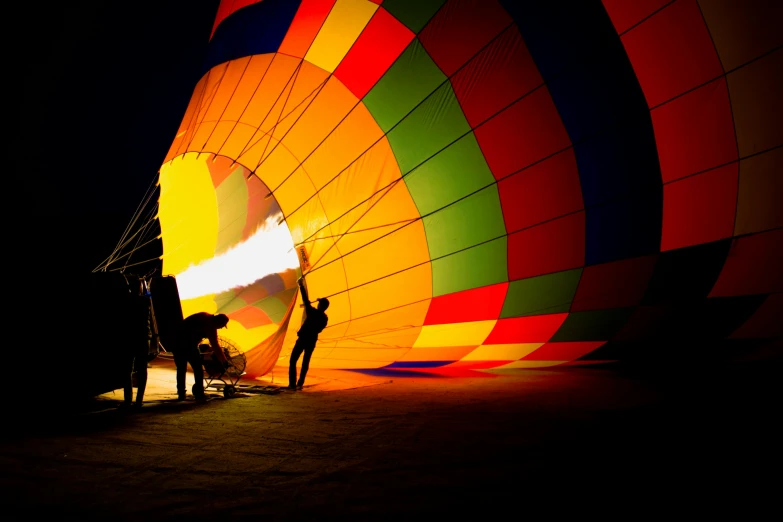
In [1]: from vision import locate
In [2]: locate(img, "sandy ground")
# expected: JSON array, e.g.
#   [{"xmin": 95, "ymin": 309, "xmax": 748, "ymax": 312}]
[{"xmin": 1, "ymin": 359, "xmax": 779, "ymax": 520}]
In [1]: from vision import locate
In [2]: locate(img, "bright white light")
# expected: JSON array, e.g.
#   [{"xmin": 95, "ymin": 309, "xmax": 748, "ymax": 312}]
[{"xmin": 176, "ymin": 213, "xmax": 299, "ymax": 300}]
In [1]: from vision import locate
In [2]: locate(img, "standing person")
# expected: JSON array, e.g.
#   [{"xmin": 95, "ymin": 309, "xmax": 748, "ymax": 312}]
[
  {"xmin": 122, "ymin": 275, "xmax": 153, "ymax": 409},
  {"xmin": 172, "ymin": 312, "xmax": 230, "ymax": 401},
  {"xmin": 288, "ymin": 277, "xmax": 329, "ymax": 390}
]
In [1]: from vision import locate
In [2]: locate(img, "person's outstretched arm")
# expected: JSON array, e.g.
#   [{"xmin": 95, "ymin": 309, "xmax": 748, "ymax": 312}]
[{"xmin": 299, "ymin": 277, "xmax": 314, "ymax": 312}]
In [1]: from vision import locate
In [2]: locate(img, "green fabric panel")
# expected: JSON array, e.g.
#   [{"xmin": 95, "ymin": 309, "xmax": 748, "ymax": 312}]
[
  {"xmin": 431, "ymin": 237, "xmax": 508, "ymax": 297},
  {"xmin": 215, "ymin": 289, "xmax": 242, "ymax": 314},
  {"xmin": 216, "ymin": 169, "xmax": 249, "ymax": 253},
  {"xmin": 382, "ymin": 0, "xmax": 447, "ymax": 33},
  {"xmin": 549, "ymin": 308, "xmax": 636, "ymax": 342},
  {"xmin": 500, "ymin": 269, "xmax": 583, "ymax": 318},
  {"xmin": 423, "ymin": 186, "xmax": 506, "ymax": 259},
  {"xmin": 363, "ymin": 39, "xmax": 446, "ymax": 133},
  {"xmin": 405, "ymin": 133, "xmax": 495, "ymax": 216},
  {"xmin": 387, "ymin": 82, "xmax": 472, "ymax": 175}
]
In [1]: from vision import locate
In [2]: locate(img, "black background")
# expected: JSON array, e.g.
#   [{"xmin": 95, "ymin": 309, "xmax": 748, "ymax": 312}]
[{"xmin": 13, "ymin": 1, "xmax": 220, "ymax": 277}]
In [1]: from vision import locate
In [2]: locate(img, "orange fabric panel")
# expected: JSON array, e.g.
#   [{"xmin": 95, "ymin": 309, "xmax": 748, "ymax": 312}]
[
  {"xmin": 699, "ymin": 0, "xmax": 783, "ymax": 71},
  {"xmin": 727, "ymin": 49, "xmax": 782, "ymax": 158},
  {"xmin": 734, "ymin": 147, "xmax": 783, "ymax": 235}
]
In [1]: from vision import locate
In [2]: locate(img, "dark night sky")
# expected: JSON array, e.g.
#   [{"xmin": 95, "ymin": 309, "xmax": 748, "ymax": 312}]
[{"xmin": 13, "ymin": 1, "xmax": 221, "ymax": 277}]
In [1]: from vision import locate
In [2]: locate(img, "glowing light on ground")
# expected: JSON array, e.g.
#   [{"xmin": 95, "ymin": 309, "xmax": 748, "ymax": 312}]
[{"xmin": 176, "ymin": 213, "xmax": 299, "ymax": 299}]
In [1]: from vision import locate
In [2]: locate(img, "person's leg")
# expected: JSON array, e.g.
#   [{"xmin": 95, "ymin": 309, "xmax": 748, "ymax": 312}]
[
  {"xmin": 288, "ymin": 343, "xmax": 304, "ymax": 389},
  {"xmin": 174, "ymin": 351, "xmax": 188, "ymax": 399},
  {"xmin": 187, "ymin": 346, "xmax": 205, "ymax": 398},
  {"xmin": 133, "ymin": 354, "xmax": 148, "ymax": 406},
  {"xmin": 297, "ymin": 345, "xmax": 315, "ymax": 388},
  {"xmin": 123, "ymin": 356, "xmax": 134, "ymax": 406}
]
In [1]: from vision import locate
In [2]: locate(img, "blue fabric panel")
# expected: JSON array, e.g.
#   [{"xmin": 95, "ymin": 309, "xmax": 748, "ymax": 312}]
[
  {"xmin": 499, "ymin": 0, "xmax": 663, "ymax": 265},
  {"xmin": 202, "ymin": 0, "xmax": 302, "ymax": 74}
]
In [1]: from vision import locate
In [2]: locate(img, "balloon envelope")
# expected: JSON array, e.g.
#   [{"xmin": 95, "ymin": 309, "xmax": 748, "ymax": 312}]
[{"xmin": 157, "ymin": 0, "xmax": 782, "ymax": 375}]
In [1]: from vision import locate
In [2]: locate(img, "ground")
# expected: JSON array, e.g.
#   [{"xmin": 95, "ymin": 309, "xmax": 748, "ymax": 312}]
[{"xmin": 1, "ymin": 358, "xmax": 779, "ymax": 520}]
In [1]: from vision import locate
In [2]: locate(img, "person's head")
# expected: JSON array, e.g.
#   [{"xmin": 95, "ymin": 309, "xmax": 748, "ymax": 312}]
[
  {"xmin": 317, "ymin": 298, "xmax": 330, "ymax": 311},
  {"xmin": 213, "ymin": 313, "xmax": 229, "ymax": 329}
]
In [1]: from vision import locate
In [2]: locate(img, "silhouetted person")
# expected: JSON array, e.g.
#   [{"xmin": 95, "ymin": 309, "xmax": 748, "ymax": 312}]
[
  {"xmin": 173, "ymin": 312, "xmax": 229, "ymax": 401},
  {"xmin": 289, "ymin": 277, "xmax": 329, "ymax": 390},
  {"xmin": 122, "ymin": 275, "xmax": 153, "ymax": 409}
]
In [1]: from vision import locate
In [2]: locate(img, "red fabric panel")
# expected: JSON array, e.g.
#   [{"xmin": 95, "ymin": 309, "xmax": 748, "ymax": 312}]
[
  {"xmin": 243, "ymin": 175, "xmax": 278, "ymax": 240},
  {"xmin": 451, "ymin": 27, "xmax": 542, "ymax": 127},
  {"xmin": 211, "ymin": 0, "xmax": 262, "ymax": 39},
  {"xmin": 498, "ymin": 149, "xmax": 583, "ymax": 232},
  {"xmin": 661, "ymin": 163, "xmax": 738, "ymax": 251},
  {"xmin": 231, "ymin": 306, "xmax": 273, "ymax": 329},
  {"xmin": 475, "ymin": 87, "xmax": 571, "ymax": 181},
  {"xmin": 602, "ymin": 0, "xmax": 671, "ymax": 34},
  {"xmin": 236, "ymin": 282, "xmax": 271, "ymax": 303},
  {"xmin": 710, "ymin": 229, "xmax": 783, "ymax": 297},
  {"xmin": 484, "ymin": 313, "xmax": 568, "ymax": 344},
  {"xmin": 652, "ymin": 79, "xmax": 738, "ymax": 183},
  {"xmin": 572, "ymin": 255, "xmax": 658, "ymax": 312},
  {"xmin": 620, "ymin": 0, "xmax": 724, "ymax": 107},
  {"xmin": 418, "ymin": 0, "xmax": 512, "ymax": 77},
  {"xmin": 334, "ymin": 8, "xmax": 413, "ymax": 99},
  {"xmin": 521, "ymin": 341, "xmax": 606, "ymax": 361},
  {"xmin": 278, "ymin": 0, "xmax": 336, "ymax": 59},
  {"xmin": 369, "ymin": 0, "xmax": 382, "ymax": 4},
  {"xmin": 424, "ymin": 283, "xmax": 508, "ymax": 325},
  {"xmin": 507, "ymin": 212, "xmax": 585, "ymax": 281},
  {"xmin": 730, "ymin": 294, "xmax": 783, "ymax": 339}
]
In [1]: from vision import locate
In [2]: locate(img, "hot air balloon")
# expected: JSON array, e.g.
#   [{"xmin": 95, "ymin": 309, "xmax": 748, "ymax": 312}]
[{"xmin": 143, "ymin": 0, "xmax": 780, "ymax": 380}]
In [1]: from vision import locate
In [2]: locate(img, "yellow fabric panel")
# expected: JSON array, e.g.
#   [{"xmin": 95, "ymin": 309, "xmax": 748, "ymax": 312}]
[
  {"xmin": 308, "ymin": 349, "xmax": 404, "ymax": 368},
  {"xmin": 397, "ymin": 346, "xmax": 477, "ymax": 362},
  {"xmin": 226, "ymin": 323, "xmax": 279, "ymax": 353},
  {"xmin": 413, "ymin": 321, "xmax": 497, "ymax": 348},
  {"xmin": 347, "ymin": 263, "xmax": 432, "ymax": 321},
  {"xmin": 727, "ymin": 50, "xmax": 781, "ymax": 157},
  {"xmin": 159, "ymin": 153, "xmax": 219, "ymax": 276},
  {"xmin": 273, "ymin": 167, "xmax": 320, "ymax": 219},
  {"xmin": 313, "ymin": 140, "xmax": 407, "ymax": 236},
  {"xmin": 461, "ymin": 343, "xmax": 545, "ymax": 361},
  {"xmin": 215, "ymin": 168, "xmax": 248, "ymax": 247},
  {"xmin": 341, "ymin": 300, "xmax": 429, "ymax": 348},
  {"xmin": 699, "ymin": 0, "xmax": 783, "ymax": 71},
  {"xmin": 305, "ymin": 0, "xmax": 379, "ymax": 73},
  {"xmin": 332, "ymin": 178, "xmax": 421, "ymax": 257},
  {"xmin": 341, "ymin": 220, "xmax": 429, "ymax": 289},
  {"xmin": 734, "ymin": 147, "xmax": 783, "ymax": 235}
]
